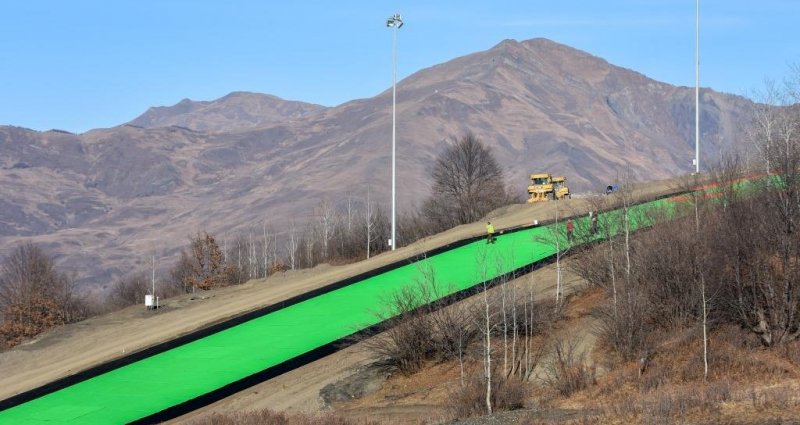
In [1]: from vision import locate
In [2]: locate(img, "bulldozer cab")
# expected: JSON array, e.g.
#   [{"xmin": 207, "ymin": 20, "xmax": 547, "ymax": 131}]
[
  {"xmin": 531, "ymin": 175, "xmax": 550, "ymax": 185},
  {"xmin": 527, "ymin": 173, "xmax": 553, "ymax": 203},
  {"xmin": 551, "ymin": 176, "xmax": 570, "ymax": 200}
]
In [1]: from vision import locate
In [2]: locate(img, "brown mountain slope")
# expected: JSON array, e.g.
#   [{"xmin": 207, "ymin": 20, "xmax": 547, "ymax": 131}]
[
  {"xmin": 128, "ymin": 91, "xmax": 326, "ymax": 133},
  {"xmin": 0, "ymin": 38, "xmax": 754, "ymax": 289}
]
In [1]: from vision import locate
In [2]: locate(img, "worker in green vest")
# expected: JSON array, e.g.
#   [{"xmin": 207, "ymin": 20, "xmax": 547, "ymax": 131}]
[{"xmin": 486, "ymin": 221, "xmax": 495, "ymax": 244}]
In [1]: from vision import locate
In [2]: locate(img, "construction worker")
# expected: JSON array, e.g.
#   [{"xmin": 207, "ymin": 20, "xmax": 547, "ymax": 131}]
[
  {"xmin": 486, "ymin": 221, "xmax": 495, "ymax": 244},
  {"xmin": 566, "ymin": 219, "xmax": 575, "ymax": 243}
]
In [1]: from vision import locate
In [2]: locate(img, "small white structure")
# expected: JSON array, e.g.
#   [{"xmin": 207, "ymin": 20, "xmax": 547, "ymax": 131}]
[{"xmin": 145, "ymin": 294, "xmax": 160, "ymax": 310}]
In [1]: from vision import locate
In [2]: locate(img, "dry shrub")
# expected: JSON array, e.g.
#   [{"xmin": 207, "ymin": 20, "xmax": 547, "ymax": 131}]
[
  {"xmin": 597, "ymin": 381, "xmax": 800, "ymax": 424},
  {"xmin": 270, "ymin": 261, "xmax": 288, "ymax": 274},
  {"xmin": 780, "ymin": 339, "xmax": 800, "ymax": 365},
  {"xmin": 367, "ymin": 307, "xmax": 436, "ymax": 373},
  {"xmin": 543, "ymin": 337, "xmax": 596, "ymax": 396},
  {"xmin": 107, "ymin": 272, "xmax": 151, "ymax": 308},
  {"xmin": 642, "ymin": 387, "xmax": 720, "ymax": 423},
  {"xmin": 748, "ymin": 385, "xmax": 800, "ymax": 410},
  {"xmin": 362, "ymin": 283, "xmax": 477, "ymax": 374},
  {"xmin": 447, "ymin": 372, "xmax": 526, "ymax": 420},
  {"xmin": 593, "ymin": 291, "xmax": 652, "ymax": 362},
  {"xmin": 0, "ymin": 296, "xmax": 65, "ymax": 347},
  {"xmin": 589, "ymin": 324, "xmax": 800, "ymax": 412},
  {"xmin": 601, "ymin": 384, "xmax": 726, "ymax": 423},
  {"xmin": 675, "ymin": 326, "xmax": 797, "ymax": 384},
  {"xmin": 190, "ymin": 409, "xmax": 375, "ymax": 425},
  {"xmin": 183, "ymin": 232, "xmax": 232, "ymax": 290},
  {"xmin": 0, "ymin": 243, "xmax": 89, "ymax": 348}
]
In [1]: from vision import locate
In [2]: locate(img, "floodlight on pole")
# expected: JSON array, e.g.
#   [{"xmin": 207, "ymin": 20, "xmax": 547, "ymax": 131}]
[
  {"xmin": 694, "ymin": 0, "xmax": 700, "ymax": 174},
  {"xmin": 386, "ymin": 13, "xmax": 403, "ymax": 251}
]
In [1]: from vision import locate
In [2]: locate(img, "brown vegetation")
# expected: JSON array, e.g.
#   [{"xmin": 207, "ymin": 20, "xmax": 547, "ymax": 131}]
[
  {"xmin": 188, "ymin": 408, "xmax": 377, "ymax": 425},
  {"xmin": 447, "ymin": 373, "xmax": 526, "ymax": 420},
  {"xmin": 0, "ymin": 243, "xmax": 88, "ymax": 348},
  {"xmin": 361, "ymin": 269, "xmax": 556, "ymax": 419}
]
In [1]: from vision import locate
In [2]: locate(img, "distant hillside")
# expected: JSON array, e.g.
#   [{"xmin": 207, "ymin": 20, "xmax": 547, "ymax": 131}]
[
  {"xmin": 0, "ymin": 38, "xmax": 754, "ymax": 289},
  {"xmin": 129, "ymin": 91, "xmax": 326, "ymax": 133}
]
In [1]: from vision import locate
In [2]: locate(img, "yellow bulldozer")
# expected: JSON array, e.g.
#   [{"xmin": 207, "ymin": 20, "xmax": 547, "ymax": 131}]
[{"xmin": 527, "ymin": 173, "xmax": 571, "ymax": 203}]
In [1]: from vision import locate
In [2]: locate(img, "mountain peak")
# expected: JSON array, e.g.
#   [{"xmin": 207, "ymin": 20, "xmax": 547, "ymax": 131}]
[
  {"xmin": 128, "ymin": 92, "xmax": 326, "ymax": 133},
  {"xmin": 1, "ymin": 37, "xmax": 752, "ymax": 290}
]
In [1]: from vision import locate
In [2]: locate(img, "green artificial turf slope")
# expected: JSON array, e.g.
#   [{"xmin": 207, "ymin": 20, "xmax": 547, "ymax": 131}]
[{"xmin": 0, "ymin": 196, "xmax": 671, "ymax": 424}]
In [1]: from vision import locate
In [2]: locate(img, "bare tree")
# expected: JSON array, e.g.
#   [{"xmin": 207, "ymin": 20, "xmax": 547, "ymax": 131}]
[
  {"xmin": 181, "ymin": 232, "xmax": 230, "ymax": 291},
  {"xmin": 684, "ymin": 173, "xmax": 711, "ymax": 381},
  {"xmin": 108, "ymin": 272, "xmax": 150, "ymax": 308},
  {"xmin": 0, "ymin": 243, "xmax": 86, "ymax": 347},
  {"xmin": 262, "ymin": 223, "xmax": 276, "ymax": 279},
  {"xmin": 422, "ymin": 133, "xmax": 509, "ymax": 232},
  {"xmin": 533, "ymin": 202, "xmax": 570, "ymax": 309},
  {"xmin": 364, "ymin": 188, "xmax": 375, "ymax": 260},
  {"xmin": 303, "ymin": 223, "xmax": 316, "ymax": 268},
  {"xmin": 248, "ymin": 231, "xmax": 255, "ymax": 280},
  {"xmin": 719, "ymin": 73, "xmax": 800, "ymax": 347},
  {"xmin": 482, "ymin": 268, "xmax": 493, "ymax": 414},
  {"xmin": 317, "ymin": 199, "xmax": 336, "ymax": 260},
  {"xmin": 471, "ymin": 247, "xmax": 496, "ymax": 414},
  {"xmin": 287, "ymin": 221, "xmax": 298, "ymax": 270},
  {"xmin": 346, "ymin": 192, "xmax": 354, "ymax": 234}
]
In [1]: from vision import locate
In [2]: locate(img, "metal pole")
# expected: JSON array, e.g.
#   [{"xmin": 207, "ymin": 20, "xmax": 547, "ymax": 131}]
[
  {"xmin": 390, "ymin": 18, "xmax": 398, "ymax": 251},
  {"xmin": 151, "ymin": 255, "xmax": 155, "ymax": 298},
  {"xmin": 695, "ymin": 0, "xmax": 700, "ymax": 174},
  {"xmin": 386, "ymin": 13, "xmax": 402, "ymax": 250}
]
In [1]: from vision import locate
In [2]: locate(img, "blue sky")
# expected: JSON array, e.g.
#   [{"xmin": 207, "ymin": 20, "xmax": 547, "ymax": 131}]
[{"xmin": 1, "ymin": 1, "xmax": 798, "ymax": 133}]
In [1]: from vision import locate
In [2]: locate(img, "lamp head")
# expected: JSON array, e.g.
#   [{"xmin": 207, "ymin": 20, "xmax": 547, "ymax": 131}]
[{"xmin": 386, "ymin": 13, "xmax": 403, "ymax": 28}]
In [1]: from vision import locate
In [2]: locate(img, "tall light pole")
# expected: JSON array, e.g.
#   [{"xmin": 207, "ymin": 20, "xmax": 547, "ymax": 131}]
[
  {"xmin": 694, "ymin": 0, "xmax": 700, "ymax": 174},
  {"xmin": 386, "ymin": 13, "xmax": 403, "ymax": 251}
]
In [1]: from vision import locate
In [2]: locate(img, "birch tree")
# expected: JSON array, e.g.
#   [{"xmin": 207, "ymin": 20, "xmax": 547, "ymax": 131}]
[
  {"xmin": 317, "ymin": 200, "xmax": 336, "ymax": 261},
  {"xmin": 286, "ymin": 220, "xmax": 298, "ymax": 270}
]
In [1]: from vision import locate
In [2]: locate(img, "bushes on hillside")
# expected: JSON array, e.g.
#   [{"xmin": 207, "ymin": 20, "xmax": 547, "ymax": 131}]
[
  {"xmin": 574, "ymin": 164, "xmax": 800, "ymax": 364},
  {"xmin": 447, "ymin": 373, "xmax": 526, "ymax": 420},
  {"xmin": 189, "ymin": 409, "xmax": 376, "ymax": 425},
  {"xmin": 0, "ymin": 243, "xmax": 88, "ymax": 348}
]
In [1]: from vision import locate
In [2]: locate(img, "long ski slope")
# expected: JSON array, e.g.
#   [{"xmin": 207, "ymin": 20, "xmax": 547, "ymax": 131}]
[{"xmin": 0, "ymin": 193, "xmax": 681, "ymax": 424}]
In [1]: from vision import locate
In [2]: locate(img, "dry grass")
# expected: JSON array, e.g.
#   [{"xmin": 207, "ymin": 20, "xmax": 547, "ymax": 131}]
[
  {"xmin": 560, "ymin": 319, "xmax": 800, "ymax": 424},
  {"xmin": 188, "ymin": 409, "xmax": 378, "ymax": 425},
  {"xmin": 446, "ymin": 372, "xmax": 527, "ymax": 420}
]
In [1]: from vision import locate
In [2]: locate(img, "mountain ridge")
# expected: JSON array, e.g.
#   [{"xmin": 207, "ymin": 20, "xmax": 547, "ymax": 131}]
[
  {"xmin": 0, "ymin": 37, "xmax": 754, "ymax": 289},
  {"xmin": 128, "ymin": 91, "xmax": 327, "ymax": 133}
]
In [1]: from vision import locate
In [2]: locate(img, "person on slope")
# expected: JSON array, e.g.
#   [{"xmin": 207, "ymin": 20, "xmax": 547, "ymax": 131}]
[
  {"xmin": 486, "ymin": 221, "xmax": 496, "ymax": 244},
  {"xmin": 566, "ymin": 219, "xmax": 575, "ymax": 243}
]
